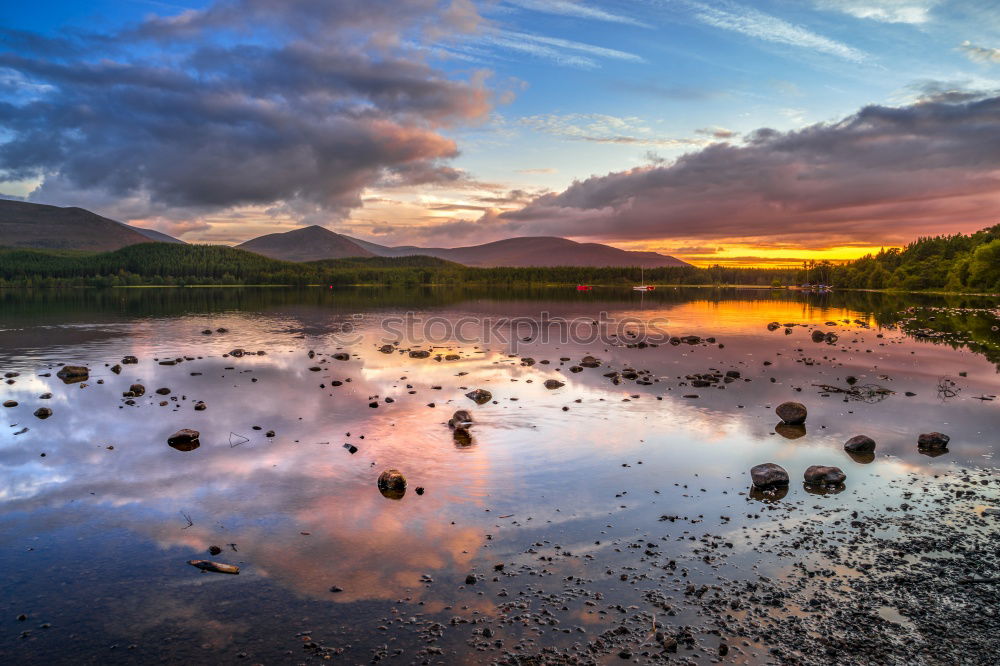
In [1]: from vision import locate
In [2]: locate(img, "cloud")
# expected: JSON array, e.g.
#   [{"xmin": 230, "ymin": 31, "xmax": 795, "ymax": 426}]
[
  {"xmin": 515, "ymin": 167, "xmax": 558, "ymax": 174},
  {"xmin": 505, "ymin": 0, "xmax": 649, "ymax": 28},
  {"xmin": 0, "ymin": 0, "xmax": 494, "ymax": 224},
  {"xmin": 492, "ymin": 94, "xmax": 1000, "ymax": 248},
  {"xmin": 959, "ymin": 40, "xmax": 1000, "ymax": 65},
  {"xmin": 813, "ymin": 0, "xmax": 939, "ymax": 24},
  {"xmin": 479, "ymin": 30, "xmax": 644, "ymax": 69},
  {"xmin": 695, "ymin": 126, "xmax": 737, "ymax": 139},
  {"xmin": 518, "ymin": 113, "xmax": 706, "ymax": 147},
  {"xmin": 684, "ymin": 0, "xmax": 868, "ymax": 63}
]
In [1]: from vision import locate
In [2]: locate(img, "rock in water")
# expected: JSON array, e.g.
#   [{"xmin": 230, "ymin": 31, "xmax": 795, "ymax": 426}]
[
  {"xmin": 34, "ymin": 407, "xmax": 52, "ymax": 419},
  {"xmin": 811, "ymin": 330, "xmax": 826, "ymax": 343},
  {"xmin": 448, "ymin": 410, "xmax": 473, "ymax": 428},
  {"xmin": 918, "ymin": 432, "xmax": 950, "ymax": 449},
  {"xmin": 844, "ymin": 435, "xmax": 876, "ymax": 453},
  {"xmin": 168, "ymin": 429, "xmax": 201, "ymax": 451},
  {"xmin": 750, "ymin": 463, "xmax": 789, "ymax": 489},
  {"xmin": 2, "ymin": 400, "xmax": 16, "ymax": 408},
  {"xmin": 56, "ymin": 365, "xmax": 89, "ymax": 383},
  {"xmin": 465, "ymin": 389, "xmax": 492, "ymax": 405},
  {"xmin": 543, "ymin": 379, "xmax": 565, "ymax": 389},
  {"xmin": 187, "ymin": 560, "xmax": 239, "ymax": 575},
  {"xmin": 377, "ymin": 469, "xmax": 406, "ymax": 499},
  {"xmin": 129, "ymin": 383, "xmax": 145, "ymax": 397},
  {"xmin": 775, "ymin": 401, "xmax": 807, "ymax": 425},
  {"xmin": 378, "ymin": 344, "xmax": 394, "ymax": 353},
  {"xmin": 803, "ymin": 465, "xmax": 847, "ymax": 485}
]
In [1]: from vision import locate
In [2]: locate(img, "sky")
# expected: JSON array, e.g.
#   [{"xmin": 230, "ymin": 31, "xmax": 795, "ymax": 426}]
[{"xmin": 1, "ymin": 0, "xmax": 1000, "ymax": 266}]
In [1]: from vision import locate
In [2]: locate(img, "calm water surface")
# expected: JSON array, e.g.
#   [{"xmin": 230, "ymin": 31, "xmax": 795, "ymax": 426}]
[{"xmin": 1, "ymin": 287, "xmax": 998, "ymax": 664}]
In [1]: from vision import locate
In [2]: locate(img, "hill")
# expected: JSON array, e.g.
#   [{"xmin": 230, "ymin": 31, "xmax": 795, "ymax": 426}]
[
  {"xmin": 237, "ymin": 225, "xmax": 374, "ymax": 261},
  {"xmin": 237, "ymin": 225, "xmax": 690, "ymax": 267},
  {"xmin": 0, "ymin": 199, "xmax": 183, "ymax": 250},
  {"xmin": 351, "ymin": 236, "xmax": 691, "ymax": 268}
]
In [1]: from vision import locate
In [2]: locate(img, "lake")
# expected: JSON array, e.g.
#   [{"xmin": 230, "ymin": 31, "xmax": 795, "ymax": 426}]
[{"xmin": 1, "ymin": 286, "xmax": 998, "ymax": 664}]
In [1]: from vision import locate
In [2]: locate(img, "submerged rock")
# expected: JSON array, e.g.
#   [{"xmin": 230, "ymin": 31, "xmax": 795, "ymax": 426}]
[
  {"xmin": 377, "ymin": 469, "xmax": 407, "ymax": 499},
  {"xmin": 187, "ymin": 560, "xmax": 239, "ymax": 575},
  {"xmin": 34, "ymin": 407, "xmax": 52, "ymax": 419},
  {"xmin": 465, "ymin": 389, "xmax": 492, "ymax": 405},
  {"xmin": 332, "ymin": 353, "xmax": 350, "ymax": 361},
  {"xmin": 2, "ymin": 400, "xmax": 16, "ymax": 408},
  {"xmin": 543, "ymin": 379, "xmax": 565, "ymax": 389},
  {"xmin": 453, "ymin": 428, "xmax": 473, "ymax": 447},
  {"xmin": 122, "ymin": 356, "xmax": 138, "ymax": 364},
  {"xmin": 844, "ymin": 435, "xmax": 876, "ymax": 453},
  {"xmin": 378, "ymin": 344, "xmax": 394, "ymax": 353},
  {"xmin": 918, "ymin": 432, "xmax": 950, "ymax": 449},
  {"xmin": 208, "ymin": 545, "xmax": 222, "ymax": 555},
  {"xmin": 409, "ymin": 350, "xmax": 430, "ymax": 359},
  {"xmin": 776, "ymin": 401, "xmax": 807, "ymax": 425},
  {"xmin": 803, "ymin": 465, "xmax": 846, "ymax": 485},
  {"xmin": 750, "ymin": 463, "xmax": 789, "ymax": 489}
]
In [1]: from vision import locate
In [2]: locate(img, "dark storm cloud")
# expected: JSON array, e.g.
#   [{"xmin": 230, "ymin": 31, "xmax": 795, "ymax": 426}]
[
  {"xmin": 492, "ymin": 94, "xmax": 1000, "ymax": 246},
  {"xmin": 0, "ymin": 0, "xmax": 491, "ymax": 218}
]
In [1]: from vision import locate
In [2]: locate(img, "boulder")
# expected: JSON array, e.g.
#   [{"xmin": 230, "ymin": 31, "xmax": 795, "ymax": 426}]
[
  {"xmin": 776, "ymin": 401, "xmax": 807, "ymax": 425},
  {"xmin": 918, "ymin": 432, "xmax": 950, "ymax": 449},
  {"xmin": 844, "ymin": 435, "xmax": 876, "ymax": 453},
  {"xmin": 129, "ymin": 383, "xmax": 146, "ymax": 397},
  {"xmin": 34, "ymin": 407, "xmax": 52, "ymax": 419},
  {"xmin": 2, "ymin": 400, "xmax": 16, "ymax": 408},
  {"xmin": 804, "ymin": 465, "xmax": 846, "ymax": 485},
  {"xmin": 811, "ymin": 330, "xmax": 826, "ymax": 343},
  {"xmin": 543, "ymin": 379, "xmax": 565, "ymax": 389},
  {"xmin": 750, "ymin": 463, "xmax": 789, "ymax": 489}
]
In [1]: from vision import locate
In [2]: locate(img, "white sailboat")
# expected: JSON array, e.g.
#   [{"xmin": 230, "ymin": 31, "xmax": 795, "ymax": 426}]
[{"xmin": 633, "ymin": 267, "xmax": 655, "ymax": 291}]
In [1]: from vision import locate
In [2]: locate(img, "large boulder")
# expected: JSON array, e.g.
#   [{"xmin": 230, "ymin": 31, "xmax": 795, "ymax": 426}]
[
  {"xmin": 918, "ymin": 432, "xmax": 950, "ymax": 449},
  {"xmin": 804, "ymin": 465, "xmax": 846, "ymax": 485},
  {"xmin": 844, "ymin": 435, "xmax": 876, "ymax": 453},
  {"xmin": 750, "ymin": 463, "xmax": 789, "ymax": 490},
  {"xmin": 776, "ymin": 402, "xmax": 807, "ymax": 425}
]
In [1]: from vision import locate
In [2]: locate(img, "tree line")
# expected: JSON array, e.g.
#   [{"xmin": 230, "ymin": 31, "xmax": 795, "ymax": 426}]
[{"xmin": 2, "ymin": 224, "xmax": 998, "ymax": 292}]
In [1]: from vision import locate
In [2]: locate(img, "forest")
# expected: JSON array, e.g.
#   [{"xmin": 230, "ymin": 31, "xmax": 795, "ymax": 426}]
[{"xmin": 1, "ymin": 224, "xmax": 999, "ymax": 292}]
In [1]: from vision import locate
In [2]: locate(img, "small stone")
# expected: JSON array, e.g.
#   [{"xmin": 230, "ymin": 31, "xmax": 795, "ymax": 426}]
[
  {"xmin": 918, "ymin": 432, "xmax": 950, "ymax": 449},
  {"xmin": 543, "ymin": 379, "xmax": 565, "ymax": 389},
  {"xmin": 803, "ymin": 465, "xmax": 846, "ymax": 485},
  {"xmin": 465, "ymin": 574, "xmax": 477, "ymax": 585},
  {"xmin": 465, "ymin": 389, "xmax": 492, "ymax": 405},
  {"xmin": 377, "ymin": 469, "xmax": 406, "ymax": 499},
  {"xmin": 775, "ymin": 401, "xmax": 807, "ymax": 425},
  {"xmin": 844, "ymin": 435, "xmax": 876, "ymax": 453},
  {"xmin": 208, "ymin": 545, "xmax": 222, "ymax": 555},
  {"xmin": 750, "ymin": 463, "xmax": 789, "ymax": 489},
  {"xmin": 2, "ymin": 400, "xmax": 17, "ymax": 408},
  {"xmin": 33, "ymin": 407, "xmax": 52, "ymax": 419}
]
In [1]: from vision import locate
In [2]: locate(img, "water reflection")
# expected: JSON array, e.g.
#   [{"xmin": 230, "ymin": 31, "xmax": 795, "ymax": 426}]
[{"xmin": 0, "ymin": 286, "xmax": 998, "ymax": 662}]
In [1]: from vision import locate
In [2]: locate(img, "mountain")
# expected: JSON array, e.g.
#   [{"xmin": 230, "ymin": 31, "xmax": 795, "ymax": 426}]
[
  {"xmin": 348, "ymin": 235, "xmax": 691, "ymax": 268},
  {"xmin": 126, "ymin": 225, "xmax": 185, "ymax": 244},
  {"xmin": 0, "ymin": 199, "xmax": 183, "ymax": 250},
  {"xmin": 236, "ymin": 225, "xmax": 374, "ymax": 261}
]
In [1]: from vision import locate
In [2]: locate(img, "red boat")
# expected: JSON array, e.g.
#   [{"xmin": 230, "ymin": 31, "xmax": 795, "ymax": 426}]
[{"xmin": 576, "ymin": 285, "xmax": 593, "ymax": 291}]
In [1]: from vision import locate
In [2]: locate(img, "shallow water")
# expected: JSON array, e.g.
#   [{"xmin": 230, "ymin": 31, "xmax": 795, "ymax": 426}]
[{"xmin": 1, "ymin": 286, "xmax": 998, "ymax": 664}]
